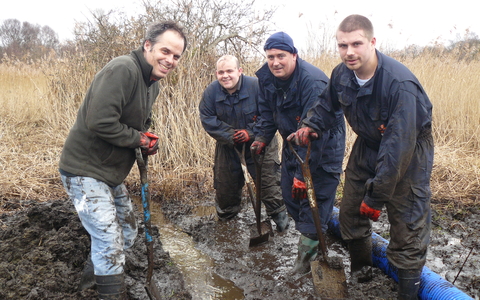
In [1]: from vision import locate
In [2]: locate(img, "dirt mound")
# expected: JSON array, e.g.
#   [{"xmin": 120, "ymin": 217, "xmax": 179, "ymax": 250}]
[{"xmin": 0, "ymin": 199, "xmax": 191, "ymax": 300}]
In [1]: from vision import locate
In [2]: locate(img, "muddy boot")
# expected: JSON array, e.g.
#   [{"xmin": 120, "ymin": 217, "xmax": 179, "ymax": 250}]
[
  {"xmin": 291, "ymin": 234, "xmax": 319, "ymax": 275},
  {"xmin": 78, "ymin": 254, "xmax": 96, "ymax": 291},
  {"xmin": 348, "ymin": 236, "xmax": 373, "ymax": 283},
  {"xmin": 397, "ymin": 268, "xmax": 422, "ymax": 300},
  {"xmin": 95, "ymin": 273, "xmax": 127, "ymax": 300},
  {"xmin": 271, "ymin": 210, "xmax": 289, "ymax": 232}
]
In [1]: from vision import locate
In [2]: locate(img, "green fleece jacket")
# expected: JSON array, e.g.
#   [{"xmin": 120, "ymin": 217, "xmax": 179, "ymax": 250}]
[{"xmin": 59, "ymin": 46, "xmax": 159, "ymax": 186}]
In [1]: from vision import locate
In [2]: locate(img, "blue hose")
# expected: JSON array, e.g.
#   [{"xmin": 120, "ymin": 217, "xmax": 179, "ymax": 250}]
[{"xmin": 328, "ymin": 207, "xmax": 474, "ymax": 300}]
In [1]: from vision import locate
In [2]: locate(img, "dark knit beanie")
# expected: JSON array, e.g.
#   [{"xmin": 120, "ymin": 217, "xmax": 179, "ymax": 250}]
[{"xmin": 263, "ymin": 31, "xmax": 298, "ymax": 54}]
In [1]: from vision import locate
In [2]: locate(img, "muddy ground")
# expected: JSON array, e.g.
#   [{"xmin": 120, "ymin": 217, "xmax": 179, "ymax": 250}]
[{"xmin": 1, "ymin": 190, "xmax": 479, "ymax": 300}]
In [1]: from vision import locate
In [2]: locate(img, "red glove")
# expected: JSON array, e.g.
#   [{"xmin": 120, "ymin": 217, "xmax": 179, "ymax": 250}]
[
  {"xmin": 139, "ymin": 131, "xmax": 159, "ymax": 156},
  {"xmin": 360, "ymin": 201, "xmax": 381, "ymax": 222},
  {"xmin": 287, "ymin": 126, "xmax": 318, "ymax": 146},
  {"xmin": 292, "ymin": 177, "xmax": 307, "ymax": 201},
  {"xmin": 250, "ymin": 141, "xmax": 266, "ymax": 155},
  {"xmin": 233, "ymin": 129, "xmax": 250, "ymax": 144}
]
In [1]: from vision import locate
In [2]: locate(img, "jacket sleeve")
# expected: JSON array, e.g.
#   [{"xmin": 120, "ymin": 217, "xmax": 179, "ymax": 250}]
[
  {"xmin": 294, "ymin": 78, "xmax": 328, "ymax": 181},
  {"xmin": 199, "ymin": 87, "xmax": 235, "ymax": 146},
  {"xmin": 302, "ymin": 78, "xmax": 341, "ymax": 134},
  {"xmin": 84, "ymin": 62, "xmax": 141, "ymax": 148},
  {"xmin": 364, "ymin": 82, "xmax": 425, "ymax": 209},
  {"xmin": 253, "ymin": 84, "xmax": 278, "ymax": 145}
]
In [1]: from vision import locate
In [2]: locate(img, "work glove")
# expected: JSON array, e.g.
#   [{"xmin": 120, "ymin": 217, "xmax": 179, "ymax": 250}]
[
  {"xmin": 250, "ymin": 140, "xmax": 266, "ymax": 155},
  {"xmin": 139, "ymin": 131, "xmax": 159, "ymax": 156},
  {"xmin": 359, "ymin": 201, "xmax": 381, "ymax": 222},
  {"xmin": 292, "ymin": 177, "xmax": 307, "ymax": 201},
  {"xmin": 233, "ymin": 129, "xmax": 250, "ymax": 144},
  {"xmin": 287, "ymin": 126, "xmax": 318, "ymax": 147}
]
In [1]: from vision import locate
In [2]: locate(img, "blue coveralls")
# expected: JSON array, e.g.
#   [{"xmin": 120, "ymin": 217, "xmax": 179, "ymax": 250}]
[
  {"xmin": 199, "ymin": 74, "xmax": 285, "ymax": 219},
  {"xmin": 255, "ymin": 57, "xmax": 346, "ymax": 235},
  {"xmin": 303, "ymin": 50, "xmax": 434, "ymax": 270}
]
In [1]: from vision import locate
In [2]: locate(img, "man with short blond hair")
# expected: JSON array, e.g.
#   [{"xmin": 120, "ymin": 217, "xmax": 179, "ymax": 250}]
[
  {"xmin": 199, "ymin": 55, "xmax": 288, "ymax": 230},
  {"xmin": 288, "ymin": 14, "xmax": 434, "ymax": 299}
]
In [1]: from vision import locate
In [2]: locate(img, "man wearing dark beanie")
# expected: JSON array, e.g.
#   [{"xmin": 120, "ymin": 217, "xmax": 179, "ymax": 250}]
[{"xmin": 251, "ymin": 31, "xmax": 346, "ymax": 274}]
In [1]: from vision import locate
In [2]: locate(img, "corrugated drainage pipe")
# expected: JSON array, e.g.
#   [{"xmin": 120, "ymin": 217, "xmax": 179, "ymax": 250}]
[{"xmin": 328, "ymin": 207, "xmax": 474, "ymax": 300}]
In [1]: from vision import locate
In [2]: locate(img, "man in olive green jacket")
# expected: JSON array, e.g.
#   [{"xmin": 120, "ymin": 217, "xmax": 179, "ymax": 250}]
[{"xmin": 59, "ymin": 21, "xmax": 187, "ymax": 299}]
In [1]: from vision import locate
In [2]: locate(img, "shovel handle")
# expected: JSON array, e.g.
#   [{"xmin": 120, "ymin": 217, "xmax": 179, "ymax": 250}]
[
  {"xmin": 135, "ymin": 148, "xmax": 155, "ymax": 283},
  {"xmin": 287, "ymin": 141, "xmax": 328, "ymax": 259}
]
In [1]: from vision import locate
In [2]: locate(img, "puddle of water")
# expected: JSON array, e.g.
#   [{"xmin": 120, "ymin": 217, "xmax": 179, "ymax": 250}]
[{"xmin": 133, "ymin": 196, "xmax": 245, "ymax": 299}]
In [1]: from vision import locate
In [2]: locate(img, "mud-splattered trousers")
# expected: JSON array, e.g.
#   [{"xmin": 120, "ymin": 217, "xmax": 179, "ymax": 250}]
[
  {"xmin": 303, "ymin": 50, "xmax": 434, "ymax": 270},
  {"xmin": 199, "ymin": 75, "xmax": 286, "ymax": 219},
  {"xmin": 60, "ymin": 175, "xmax": 138, "ymax": 276},
  {"xmin": 254, "ymin": 58, "xmax": 346, "ymax": 235},
  {"xmin": 213, "ymin": 136, "xmax": 284, "ymax": 218}
]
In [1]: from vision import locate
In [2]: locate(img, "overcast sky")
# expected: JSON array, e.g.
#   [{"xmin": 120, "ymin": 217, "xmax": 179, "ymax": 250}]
[{"xmin": 2, "ymin": 0, "xmax": 478, "ymax": 51}]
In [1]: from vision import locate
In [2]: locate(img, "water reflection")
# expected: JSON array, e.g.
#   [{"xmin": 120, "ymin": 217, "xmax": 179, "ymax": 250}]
[{"xmin": 134, "ymin": 196, "xmax": 244, "ymax": 299}]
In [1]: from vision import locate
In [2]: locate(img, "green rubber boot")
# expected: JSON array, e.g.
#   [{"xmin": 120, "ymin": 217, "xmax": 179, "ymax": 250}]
[{"xmin": 291, "ymin": 234, "xmax": 319, "ymax": 275}]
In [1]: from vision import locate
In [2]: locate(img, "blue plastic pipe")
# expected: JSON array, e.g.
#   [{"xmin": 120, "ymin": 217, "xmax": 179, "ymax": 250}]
[{"xmin": 327, "ymin": 207, "xmax": 474, "ymax": 300}]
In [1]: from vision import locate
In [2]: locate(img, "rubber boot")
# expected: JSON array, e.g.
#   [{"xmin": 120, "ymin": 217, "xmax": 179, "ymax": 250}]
[
  {"xmin": 348, "ymin": 236, "xmax": 373, "ymax": 283},
  {"xmin": 78, "ymin": 254, "xmax": 96, "ymax": 291},
  {"xmin": 397, "ymin": 268, "xmax": 422, "ymax": 300},
  {"xmin": 95, "ymin": 273, "xmax": 127, "ymax": 300},
  {"xmin": 271, "ymin": 210, "xmax": 289, "ymax": 232},
  {"xmin": 291, "ymin": 234, "xmax": 319, "ymax": 275}
]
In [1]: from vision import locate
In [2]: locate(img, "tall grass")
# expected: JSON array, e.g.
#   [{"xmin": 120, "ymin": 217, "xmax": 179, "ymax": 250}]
[{"xmin": 0, "ymin": 46, "xmax": 478, "ymax": 211}]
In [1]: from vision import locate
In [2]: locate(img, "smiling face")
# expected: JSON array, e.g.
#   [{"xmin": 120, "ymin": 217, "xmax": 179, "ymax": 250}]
[
  {"xmin": 216, "ymin": 57, "xmax": 242, "ymax": 94},
  {"xmin": 336, "ymin": 29, "xmax": 377, "ymax": 79},
  {"xmin": 144, "ymin": 29, "xmax": 185, "ymax": 80},
  {"xmin": 265, "ymin": 49, "xmax": 297, "ymax": 81}
]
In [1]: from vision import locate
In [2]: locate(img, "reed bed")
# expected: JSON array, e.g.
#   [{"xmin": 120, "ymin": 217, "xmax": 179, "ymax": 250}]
[{"xmin": 0, "ymin": 47, "xmax": 478, "ymax": 213}]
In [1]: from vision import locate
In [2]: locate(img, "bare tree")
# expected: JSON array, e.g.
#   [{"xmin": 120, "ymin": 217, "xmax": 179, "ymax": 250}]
[{"xmin": 0, "ymin": 19, "xmax": 59, "ymax": 61}]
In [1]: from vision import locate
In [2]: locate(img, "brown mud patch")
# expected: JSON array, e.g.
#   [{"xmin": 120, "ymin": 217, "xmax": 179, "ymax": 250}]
[
  {"xmin": 1, "ymin": 193, "xmax": 479, "ymax": 299},
  {"xmin": 0, "ymin": 199, "xmax": 191, "ymax": 300}
]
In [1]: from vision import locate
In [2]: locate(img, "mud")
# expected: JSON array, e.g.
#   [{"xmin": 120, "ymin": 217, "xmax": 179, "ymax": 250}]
[
  {"xmin": 1, "ymin": 193, "xmax": 479, "ymax": 300},
  {"xmin": 0, "ymin": 199, "xmax": 191, "ymax": 300}
]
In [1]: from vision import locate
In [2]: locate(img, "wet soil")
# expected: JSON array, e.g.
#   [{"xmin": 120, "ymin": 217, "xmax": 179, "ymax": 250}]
[
  {"xmin": 1, "ymin": 192, "xmax": 479, "ymax": 299},
  {"xmin": 0, "ymin": 198, "xmax": 191, "ymax": 300}
]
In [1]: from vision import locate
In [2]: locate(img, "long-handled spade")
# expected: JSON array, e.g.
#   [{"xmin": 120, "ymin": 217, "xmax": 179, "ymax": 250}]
[
  {"xmin": 234, "ymin": 144, "xmax": 273, "ymax": 247},
  {"xmin": 288, "ymin": 141, "xmax": 348, "ymax": 299},
  {"xmin": 135, "ymin": 148, "xmax": 162, "ymax": 300}
]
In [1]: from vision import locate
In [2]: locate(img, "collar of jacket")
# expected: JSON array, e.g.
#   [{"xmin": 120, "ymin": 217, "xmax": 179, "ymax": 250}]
[
  {"xmin": 337, "ymin": 49, "xmax": 385, "ymax": 98},
  {"xmin": 256, "ymin": 57, "xmax": 303, "ymax": 108},
  {"xmin": 216, "ymin": 74, "xmax": 249, "ymax": 104},
  {"xmin": 131, "ymin": 46, "xmax": 157, "ymax": 87}
]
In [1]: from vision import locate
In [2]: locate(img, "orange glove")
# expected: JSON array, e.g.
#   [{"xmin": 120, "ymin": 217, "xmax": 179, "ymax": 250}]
[
  {"xmin": 233, "ymin": 129, "xmax": 250, "ymax": 144},
  {"xmin": 292, "ymin": 177, "xmax": 307, "ymax": 201},
  {"xmin": 250, "ymin": 141, "xmax": 266, "ymax": 155},
  {"xmin": 287, "ymin": 126, "xmax": 318, "ymax": 146},
  {"xmin": 139, "ymin": 131, "xmax": 159, "ymax": 156},
  {"xmin": 359, "ymin": 201, "xmax": 381, "ymax": 222}
]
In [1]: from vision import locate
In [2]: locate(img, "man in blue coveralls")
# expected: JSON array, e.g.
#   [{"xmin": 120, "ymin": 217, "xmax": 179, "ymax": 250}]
[
  {"xmin": 288, "ymin": 15, "xmax": 434, "ymax": 299},
  {"xmin": 251, "ymin": 32, "xmax": 346, "ymax": 274}
]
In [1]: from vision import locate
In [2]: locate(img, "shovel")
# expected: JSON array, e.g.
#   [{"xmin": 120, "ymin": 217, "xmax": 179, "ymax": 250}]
[
  {"xmin": 234, "ymin": 144, "xmax": 272, "ymax": 247},
  {"xmin": 135, "ymin": 148, "xmax": 162, "ymax": 300},
  {"xmin": 288, "ymin": 141, "xmax": 348, "ymax": 299}
]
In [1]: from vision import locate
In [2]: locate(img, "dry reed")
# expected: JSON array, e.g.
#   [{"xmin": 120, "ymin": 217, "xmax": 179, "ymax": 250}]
[{"xmin": 0, "ymin": 47, "xmax": 478, "ymax": 213}]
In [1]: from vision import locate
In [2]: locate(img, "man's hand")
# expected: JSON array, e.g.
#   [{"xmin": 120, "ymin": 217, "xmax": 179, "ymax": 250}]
[
  {"xmin": 250, "ymin": 141, "xmax": 266, "ymax": 155},
  {"xmin": 286, "ymin": 126, "xmax": 318, "ymax": 146},
  {"xmin": 233, "ymin": 129, "xmax": 250, "ymax": 144},
  {"xmin": 359, "ymin": 201, "xmax": 381, "ymax": 222},
  {"xmin": 292, "ymin": 177, "xmax": 307, "ymax": 201},
  {"xmin": 139, "ymin": 131, "xmax": 159, "ymax": 156}
]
